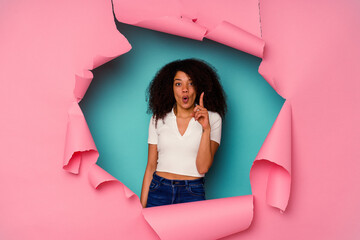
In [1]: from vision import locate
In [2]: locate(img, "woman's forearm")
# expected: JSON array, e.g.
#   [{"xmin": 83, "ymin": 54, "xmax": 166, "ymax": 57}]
[
  {"xmin": 141, "ymin": 144, "xmax": 158, "ymax": 208},
  {"xmin": 140, "ymin": 167, "xmax": 156, "ymax": 208},
  {"xmin": 196, "ymin": 128, "xmax": 212, "ymax": 174}
]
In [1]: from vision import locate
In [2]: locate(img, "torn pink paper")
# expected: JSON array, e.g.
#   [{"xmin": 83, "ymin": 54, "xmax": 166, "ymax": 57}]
[
  {"xmin": 143, "ymin": 195, "xmax": 253, "ymax": 240},
  {"xmin": 193, "ymin": 0, "xmax": 264, "ymax": 57},
  {"xmin": 74, "ymin": 71, "xmax": 94, "ymax": 102},
  {"xmin": 88, "ymin": 163, "xmax": 136, "ymax": 198},
  {"xmin": 113, "ymin": 0, "xmax": 206, "ymax": 40},
  {"xmin": 113, "ymin": 0, "xmax": 264, "ymax": 57},
  {"xmin": 63, "ymin": 102, "xmax": 97, "ymax": 174},
  {"xmin": 205, "ymin": 21, "xmax": 264, "ymax": 58},
  {"xmin": 189, "ymin": 0, "xmax": 262, "ymax": 37},
  {"xmin": 88, "ymin": 163, "xmax": 118, "ymax": 189},
  {"xmin": 64, "ymin": 13, "xmax": 132, "ymax": 173},
  {"xmin": 134, "ymin": 16, "xmax": 207, "ymax": 41},
  {"xmin": 252, "ymin": 100, "xmax": 292, "ymax": 211}
]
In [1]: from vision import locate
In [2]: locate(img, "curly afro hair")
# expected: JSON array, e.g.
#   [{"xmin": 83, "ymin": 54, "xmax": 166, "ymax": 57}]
[{"xmin": 146, "ymin": 58, "xmax": 227, "ymax": 125}]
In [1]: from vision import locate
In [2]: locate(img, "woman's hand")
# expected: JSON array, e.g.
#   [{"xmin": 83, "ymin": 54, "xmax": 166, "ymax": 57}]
[{"xmin": 193, "ymin": 92, "xmax": 210, "ymax": 131}]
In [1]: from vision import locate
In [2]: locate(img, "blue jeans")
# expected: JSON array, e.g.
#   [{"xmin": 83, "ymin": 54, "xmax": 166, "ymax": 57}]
[{"xmin": 146, "ymin": 172, "xmax": 206, "ymax": 207}]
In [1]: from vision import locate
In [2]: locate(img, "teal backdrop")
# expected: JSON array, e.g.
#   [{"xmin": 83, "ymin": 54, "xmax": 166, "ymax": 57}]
[{"xmin": 79, "ymin": 22, "xmax": 285, "ymax": 200}]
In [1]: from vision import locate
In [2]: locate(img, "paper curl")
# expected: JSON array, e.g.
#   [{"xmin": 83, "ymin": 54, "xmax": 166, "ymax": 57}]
[
  {"xmin": 89, "ymin": 163, "xmax": 136, "ymax": 199},
  {"xmin": 251, "ymin": 100, "xmax": 292, "ymax": 211},
  {"xmin": 113, "ymin": 0, "xmax": 206, "ymax": 40},
  {"xmin": 63, "ymin": 102, "xmax": 97, "ymax": 174},
  {"xmin": 143, "ymin": 195, "xmax": 254, "ymax": 240},
  {"xmin": 74, "ymin": 71, "xmax": 94, "ymax": 102},
  {"xmin": 113, "ymin": 0, "xmax": 264, "ymax": 58},
  {"xmin": 205, "ymin": 21, "xmax": 265, "ymax": 58}
]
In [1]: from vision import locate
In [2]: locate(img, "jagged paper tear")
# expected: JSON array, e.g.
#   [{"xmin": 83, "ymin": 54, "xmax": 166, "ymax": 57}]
[
  {"xmin": 143, "ymin": 195, "xmax": 253, "ymax": 240},
  {"xmin": 113, "ymin": 0, "xmax": 264, "ymax": 58},
  {"xmin": 63, "ymin": 102, "xmax": 97, "ymax": 174},
  {"xmin": 251, "ymin": 100, "xmax": 292, "ymax": 211}
]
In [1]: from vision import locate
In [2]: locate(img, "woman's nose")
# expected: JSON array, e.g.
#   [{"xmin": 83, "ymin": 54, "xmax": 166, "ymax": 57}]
[{"xmin": 182, "ymin": 85, "xmax": 188, "ymax": 92}]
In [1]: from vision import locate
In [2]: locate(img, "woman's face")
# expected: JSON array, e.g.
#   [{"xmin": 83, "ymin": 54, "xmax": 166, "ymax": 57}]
[{"xmin": 173, "ymin": 71, "xmax": 196, "ymax": 111}]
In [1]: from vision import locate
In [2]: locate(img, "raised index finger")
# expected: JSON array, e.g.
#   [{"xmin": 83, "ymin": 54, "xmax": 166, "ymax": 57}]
[{"xmin": 199, "ymin": 92, "xmax": 204, "ymax": 107}]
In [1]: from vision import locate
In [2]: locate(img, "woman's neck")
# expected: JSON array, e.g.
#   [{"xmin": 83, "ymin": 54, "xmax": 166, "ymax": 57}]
[{"xmin": 174, "ymin": 105, "xmax": 194, "ymax": 118}]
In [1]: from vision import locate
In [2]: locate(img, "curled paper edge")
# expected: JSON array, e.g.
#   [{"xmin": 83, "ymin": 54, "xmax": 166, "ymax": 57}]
[
  {"xmin": 205, "ymin": 21, "xmax": 265, "ymax": 58},
  {"xmin": 74, "ymin": 47, "xmax": 132, "ymax": 103},
  {"xmin": 119, "ymin": 18, "xmax": 265, "ymax": 58},
  {"xmin": 64, "ymin": 39, "xmax": 131, "ymax": 172},
  {"xmin": 266, "ymin": 163, "xmax": 291, "ymax": 211},
  {"xmin": 88, "ymin": 163, "xmax": 136, "ymax": 199},
  {"xmin": 88, "ymin": 163, "xmax": 118, "ymax": 189},
  {"xmin": 63, "ymin": 102, "xmax": 97, "ymax": 174},
  {"xmin": 251, "ymin": 100, "xmax": 292, "ymax": 211},
  {"xmin": 135, "ymin": 16, "xmax": 207, "ymax": 41},
  {"xmin": 74, "ymin": 71, "xmax": 94, "ymax": 103},
  {"xmin": 142, "ymin": 195, "xmax": 254, "ymax": 240},
  {"xmin": 113, "ymin": 0, "xmax": 206, "ymax": 41},
  {"xmin": 113, "ymin": 0, "xmax": 264, "ymax": 58},
  {"xmin": 257, "ymin": 61, "xmax": 277, "ymax": 95}
]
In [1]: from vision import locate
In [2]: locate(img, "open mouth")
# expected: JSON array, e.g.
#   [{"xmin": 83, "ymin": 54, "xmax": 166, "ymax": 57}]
[{"xmin": 182, "ymin": 96, "xmax": 189, "ymax": 103}]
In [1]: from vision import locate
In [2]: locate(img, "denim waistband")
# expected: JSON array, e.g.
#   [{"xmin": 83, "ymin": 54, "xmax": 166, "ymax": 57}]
[{"xmin": 153, "ymin": 172, "xmax": 204, "ymax": 186}]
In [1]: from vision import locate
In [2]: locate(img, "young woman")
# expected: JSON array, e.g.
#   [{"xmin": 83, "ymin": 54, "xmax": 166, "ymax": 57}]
[{"xmin": 140, "ymin": 58, "xmax": 227, "ymax": 208}]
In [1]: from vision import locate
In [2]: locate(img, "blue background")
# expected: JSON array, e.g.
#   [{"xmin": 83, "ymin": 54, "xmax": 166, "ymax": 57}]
[{"xmin": 79, "ymin": 22, "xmax": 284, "ymax": 199}]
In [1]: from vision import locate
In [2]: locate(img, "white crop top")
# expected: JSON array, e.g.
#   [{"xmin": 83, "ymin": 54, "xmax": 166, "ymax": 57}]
[{"xmin": 148, "ymin": 108, "xmax": 222, "ymax": 177}]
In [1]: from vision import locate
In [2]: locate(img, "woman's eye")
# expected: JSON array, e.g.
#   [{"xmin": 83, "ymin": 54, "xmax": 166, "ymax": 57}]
[
  {"xmin": 189, "ymin": 82, "xmax": 193, "ymax": 86},
  {"xmin": 175, "ymin": 83, "xmax": 181, "ymax": 86}
]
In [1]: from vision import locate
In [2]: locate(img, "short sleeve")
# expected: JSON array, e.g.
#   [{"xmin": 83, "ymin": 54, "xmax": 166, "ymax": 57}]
[
  {"xmin": 210, "ymin": 112, "xmax": 222, "ymax": 145},
  {"xmin": 148, "ymin": 116, "xmax": 158, "ymax": 144}
]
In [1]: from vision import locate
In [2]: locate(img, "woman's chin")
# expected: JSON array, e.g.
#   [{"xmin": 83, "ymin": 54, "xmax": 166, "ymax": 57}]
[{"xmin": 178, "ymin": 102, "xmax": 194, "ymax": 110}]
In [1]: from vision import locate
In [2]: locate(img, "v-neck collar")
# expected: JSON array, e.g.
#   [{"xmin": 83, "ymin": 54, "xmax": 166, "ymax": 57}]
[{"xmin": 171, "ymin": 107, "xmax": 194, "ymax": 137}]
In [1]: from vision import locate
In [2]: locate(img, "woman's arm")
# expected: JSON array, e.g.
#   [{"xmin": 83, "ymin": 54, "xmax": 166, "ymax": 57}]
[
  {"xmin": 194, "ymin": 92, "xmax": 220, "ymax": 174},
  {"xmin": 140, "ymin": 144, "xmax": 158, "ymax": 208},
  {"xmin": 196, "ymin": 129, "xmax": 219, "ymax": 174}
]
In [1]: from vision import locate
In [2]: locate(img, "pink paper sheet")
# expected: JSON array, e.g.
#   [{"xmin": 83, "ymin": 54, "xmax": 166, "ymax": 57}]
[
  {"xmin": 252, "ymin": 100, "xmax": 291, "ymax": 211},
  {"xmin": 113, "ymin": 0, "xmax": 264, "ymax": 57},
  {"xmin": 143, "ymin": 196, "xmax": 253, "ymax": 240},
  {"xmin": 1, "ymin": 0, "xmax": 359, "ymax": 239}
]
